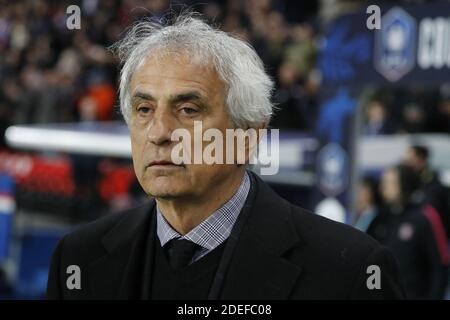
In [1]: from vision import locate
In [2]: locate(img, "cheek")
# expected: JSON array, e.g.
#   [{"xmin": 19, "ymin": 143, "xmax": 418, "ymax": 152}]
[
  {"xmin": 131, "ymin": 141, "xmax": 142, "ymax": 166},
  {"xmin": 130, "ymin": 136, "xmax": 147, "ymax": 176}
]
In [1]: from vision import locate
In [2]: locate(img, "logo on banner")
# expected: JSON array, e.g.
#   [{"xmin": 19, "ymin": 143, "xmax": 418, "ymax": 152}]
[
  {"xmin": 317, "ymin": 143, "xmax": 348, "ymax": 197},
  {"xmin": 374, "ymin": 7, "xmax": 417, "ymax": 82}
]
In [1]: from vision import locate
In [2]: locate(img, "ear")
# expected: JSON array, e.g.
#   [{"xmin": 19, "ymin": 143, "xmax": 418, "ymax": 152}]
[
  {"xmin": 256, "ymin": 121, "xmax": 269, "ymax": 144},
  {"xmin": 241, "ymin": 121, "xmax": 268, "ymax": 165}
]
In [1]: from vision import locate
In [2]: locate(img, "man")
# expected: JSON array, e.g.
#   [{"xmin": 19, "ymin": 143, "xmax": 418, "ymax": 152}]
[
  {"xmin": 405, "ymin": 145, "xmax": 450, "ymax": 239},
  {"xmin": 46, "ymin": 13, "xmax": 404, "ymax": 299}
]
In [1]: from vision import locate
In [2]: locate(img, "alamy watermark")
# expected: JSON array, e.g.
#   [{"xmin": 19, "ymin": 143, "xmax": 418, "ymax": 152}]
[
  {"xmin": 66, "ymin": 265, "xmax": 81, "ymax": 290},
  {"xmin": 66, "ymin": 5, "xmax": 81, "ymax": 30},
  {"xmin": 169, "ymin": 121, "xmax": 279, "ymax": 175},
  {"xmin": 366, "ymin": 5, "xmax": 381, "ymax": 30},
  {"xmin": 366, "ymin": 265, "xmax": 381, "ymax": 290}
]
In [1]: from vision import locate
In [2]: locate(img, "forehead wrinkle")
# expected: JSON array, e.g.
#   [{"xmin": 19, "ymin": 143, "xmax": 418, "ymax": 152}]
[
  {"xmin": 130, "ymin": 64, "xmax": 224, "ymax": 104},
  {"xmin": 131, "ymin": 81, "xmax": 211, "ymax": 102},
  {"xmin": 136, "ymin": 49, "xmax": 217, "ymax": 79}
]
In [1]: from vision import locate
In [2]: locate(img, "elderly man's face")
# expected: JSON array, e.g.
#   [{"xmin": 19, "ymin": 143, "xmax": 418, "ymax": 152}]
[{"xmin": 129, "ymin": 51, "xmax": 239, "ymax": 200}]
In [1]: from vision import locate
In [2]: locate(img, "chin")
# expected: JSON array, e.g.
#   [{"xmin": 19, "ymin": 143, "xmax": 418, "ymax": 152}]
[
  {"xmin": 145, "ymin": 180, "xmax": 190, "ymax": 199},
  {"xmin": 149, "ymin": 189, "xmax": 191, "ymax": 200},
  {"xmin": 150, "ymin": 192, "xmax": 180, "ymax": 200}
]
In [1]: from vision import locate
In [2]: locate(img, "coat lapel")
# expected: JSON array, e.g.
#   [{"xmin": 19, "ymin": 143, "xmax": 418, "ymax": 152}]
[
  {"xmin": 220, "ymin": 173, "xmax": 304, "ymax": 299},
  {"xmin": 87, "ymin": 200, "xmax": 156, "ymax": 299}
]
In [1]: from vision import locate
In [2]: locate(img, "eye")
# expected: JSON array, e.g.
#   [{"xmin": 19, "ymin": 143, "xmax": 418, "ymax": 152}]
[
  {"xmin": 136, "ymin": 103, "xmax": 153, "ymax": 116},
  {"xmin": 181, "ymin": 107, "xmax": 198, "ymax": 114},
  {"xmin": 179, "ymin": 104, "xmax": 200, "ymax": 116}
]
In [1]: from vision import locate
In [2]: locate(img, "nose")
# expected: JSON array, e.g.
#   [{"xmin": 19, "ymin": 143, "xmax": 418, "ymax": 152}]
[{"xmin": 146, "ymin": 108, "xmax": 174, "ymax": 146}]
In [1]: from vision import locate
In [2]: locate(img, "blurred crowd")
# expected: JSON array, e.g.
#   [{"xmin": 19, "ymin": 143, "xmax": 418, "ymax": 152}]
[
  {"xmin": 0, "ymin": 0, "xmax": 324, "ymax": 150},
  {"xmin": 363, "ymin": 86, "xmax": 450, "ymax": 136},
  {"xmin": 2, "ymin": 0, "xmax": 447, "ymax": 143},
  {"xmin": 355, "ymin": 145, "xmax": 450, "ymax": 299}
]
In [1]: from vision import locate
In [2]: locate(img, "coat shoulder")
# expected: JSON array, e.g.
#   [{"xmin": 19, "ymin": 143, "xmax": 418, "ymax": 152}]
[
  {"xmin": 60, "ymin": 202, "xmax": 153, "ymax": 258},
  {"xmin": 64, "ymin": 207, "xmax": 133, "ymax": 245},
  {"xmin": 284, "ymin": 205, "xmax": 405, "ymax": 298},
  {"xmin": 289, "ymin": 204, "xmax": 381, "ymax": 264}
]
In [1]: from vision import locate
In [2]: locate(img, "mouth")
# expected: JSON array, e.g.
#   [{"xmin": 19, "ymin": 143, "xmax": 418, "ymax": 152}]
[{"xmin": 147, "ymin": 160, "xmax": 184, "ymax": 168}]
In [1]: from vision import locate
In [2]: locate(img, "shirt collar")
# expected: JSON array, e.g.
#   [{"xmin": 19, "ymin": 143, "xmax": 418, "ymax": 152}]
[{"xmin": 156, "ymin": 171, "xmax": 250, "ymax": 250}]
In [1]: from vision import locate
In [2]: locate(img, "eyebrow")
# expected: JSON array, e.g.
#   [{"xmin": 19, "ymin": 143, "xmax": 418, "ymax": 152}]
[{"xmin": 131, "ymin": 91, "xmax": 207, "ymax": 107}]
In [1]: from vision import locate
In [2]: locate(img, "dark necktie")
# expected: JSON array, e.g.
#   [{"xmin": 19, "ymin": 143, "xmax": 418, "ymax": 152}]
[{"xmin": 165, "ymin": 239, "xmax": 200, "ymax": 271}]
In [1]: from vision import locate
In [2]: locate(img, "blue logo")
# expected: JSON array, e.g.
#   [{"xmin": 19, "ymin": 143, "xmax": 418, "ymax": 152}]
[
  {"xmin": 317, "ymin": 143, "xmax": 348, "ymax": 197},
  {"xmin": 374, "ymin": 7, "xmax": 417, "ymax": 82}
]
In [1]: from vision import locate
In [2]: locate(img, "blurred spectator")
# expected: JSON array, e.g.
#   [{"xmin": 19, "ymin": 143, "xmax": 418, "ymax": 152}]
[
  {"xmin": 354, "ymin": 176, "xmax": 381, "ymax": 232},
  {"xmin": 319, "ymin": 0, "xmax": 366, "ymax": 25},
  {"xmin": 283, "ymin": 23, "xmax": 317, "ymax": 79},
  {"xmin": 368, "ymin": 164, "xmax": 449, "ymax": 299},
  {"xmin": 270, "ymin": 62, "xmax": 308, "ymax": 129},
  {"xmin": 404, "ymin": 145, "xmax": 450, "ymax": 239},
  {"xmin": 363, "ymin": 99, "xmax": 396, "ymax": 136},
  {"xmin": 269, "ymin": 22, "xmax": 319, "ymax": 130},
  {"xmin": 77, "ymin": 71, "xmax": 116, "ymax": 122},
  {"xmin": 434, "ymin": 85, "xmax": 450, "ymax": 133},
  {"xmin": 398, "ymin": 103, "xmax": 427, "ymax": 133}
]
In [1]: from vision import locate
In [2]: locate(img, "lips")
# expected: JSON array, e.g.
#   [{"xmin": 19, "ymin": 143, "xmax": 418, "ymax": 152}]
[
  {"xmin": 147, "ymin": 160, "xmax": 184, "ymax": 167},
  {"xmin": 149, "ymin": 160, "xmax": 176, "ymax": 166}
]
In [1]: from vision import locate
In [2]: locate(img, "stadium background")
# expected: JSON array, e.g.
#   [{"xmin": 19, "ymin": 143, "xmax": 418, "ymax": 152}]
[{"xmin": 0, "ymin": 0, "xmax": 449, "ymax": 299}]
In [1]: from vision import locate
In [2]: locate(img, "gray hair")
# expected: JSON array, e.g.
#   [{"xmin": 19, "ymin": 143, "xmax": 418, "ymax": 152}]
[{"xmin": 112, "ymin": 12, "xmax": 275, "ymax": 128}]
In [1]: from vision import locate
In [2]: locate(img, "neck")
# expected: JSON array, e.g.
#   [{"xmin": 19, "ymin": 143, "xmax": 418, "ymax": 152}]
[{"xmin": 156, "ymin": 169, "xmax": 246, "ymax": 235}]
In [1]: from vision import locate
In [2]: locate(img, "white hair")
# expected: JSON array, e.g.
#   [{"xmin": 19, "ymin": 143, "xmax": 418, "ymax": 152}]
[{"xmin": 112, "ymin": 12, "xmax": 275, "ymax": 128}]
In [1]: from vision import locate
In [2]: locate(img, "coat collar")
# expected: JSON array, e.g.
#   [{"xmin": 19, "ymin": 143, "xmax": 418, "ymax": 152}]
[
  {"xmin": 88, "ymin": 171, "xmax": 304, "ymax": 299},
  {"xmin": 219, "ymin": 172, "xmax": 304, "ymax": 299}
]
